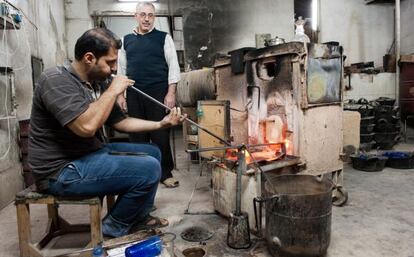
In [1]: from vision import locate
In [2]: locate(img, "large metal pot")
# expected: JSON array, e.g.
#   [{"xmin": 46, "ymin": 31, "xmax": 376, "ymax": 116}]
[{"xmin": 254, "ymin": 175, "xmax": 333, "ymax": 257}]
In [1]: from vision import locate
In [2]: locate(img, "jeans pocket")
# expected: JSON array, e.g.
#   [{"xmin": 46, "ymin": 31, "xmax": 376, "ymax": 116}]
[{"xmin": 58, "ymin": 163, "xmax": 82, "ymax": 185}]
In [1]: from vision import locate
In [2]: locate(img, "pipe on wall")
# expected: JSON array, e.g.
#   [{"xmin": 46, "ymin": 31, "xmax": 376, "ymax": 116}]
[{"xmin": 395, "ymin": 0, "xmax": 400, "ymax": 105}]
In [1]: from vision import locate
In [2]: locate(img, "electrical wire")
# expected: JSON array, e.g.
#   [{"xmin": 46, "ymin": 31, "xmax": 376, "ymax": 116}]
[
  {"xmin": 0, "ymin": 7, "xmax": 31, "ymax": 70},
  {"xmin": 11, "ymin": 18, "xmax": 32, "ymax": 72},
  {"xmin": 3, "ymin": 0, "xmax": 37, "ymax": 29},
  {"xmin": 0, "ymin": 1, "xmax": 30, "ymax": 160},
  {"xmin": 0, "ymin": 22, "xmax": 12, "ymax": 161}
]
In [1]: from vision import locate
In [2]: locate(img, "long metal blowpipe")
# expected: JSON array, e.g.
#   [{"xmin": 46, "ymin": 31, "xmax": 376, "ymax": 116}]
[{"xmin": 110, "ymin": 74, "xmax": 231, "ymax": 146}]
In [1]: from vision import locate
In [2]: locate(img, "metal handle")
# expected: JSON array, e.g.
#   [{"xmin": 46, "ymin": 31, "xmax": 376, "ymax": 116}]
[
  {"xmin": 253, "ymin": 196, "xmax": 265, "ymax": 238},
  {"xmin": 235, "ymin": 150, "xmax": 246, "ymax": 215},
  {"xmin": 253, "ymin": 194, "xmax": 279, "ymax": 238}
]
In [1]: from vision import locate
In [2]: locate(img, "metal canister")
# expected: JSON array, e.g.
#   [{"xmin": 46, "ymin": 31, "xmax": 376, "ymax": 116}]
[{"xmin": 254, "ymin": 175, "xmax": 332, "ymax": 257}]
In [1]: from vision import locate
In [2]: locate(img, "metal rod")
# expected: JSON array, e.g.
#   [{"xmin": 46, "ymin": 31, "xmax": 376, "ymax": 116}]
[
  {"xmin": 185, "ymin": 142, "xmax": 286, "ymax": 153},
  {"xmin": 236, "ymin": 149, "xmax": 245, "ymax": 215},
  {"xmin": 245, "ymin": 155, "xmax": 301, "ymax": 174},
  {"xmin": 118, "ymin": 77, "xmax": 231, "ymax": 146},
  {"xmin": 171, "ymin": 127, "xmax": 177, "ymax": 170},
  {"xmin": 395, "ymin": 0, "xmax": 400, "ymax": 105}
]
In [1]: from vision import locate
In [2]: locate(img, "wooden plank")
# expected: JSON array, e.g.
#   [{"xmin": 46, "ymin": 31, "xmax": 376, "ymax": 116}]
[
  {"xmin": 27, "ymin": 244, "xmax": 44, "ymax": 257},
  {"xmin": 401, "ymin": 55, "xmax": 414, "ymax": 63},
  {"xmin": 89, "ymin": 203, "xmax": 103, "ymax": 246},
  {"xmin": 104, "ymin": 229, "xmax": 160, "ymax": 249},
  {"xmin": 16, "ymin": 204, "xmax": 31, "ymax": 257},
  {"xmin": 47, "ymin": 204, "xmax": 59, "ymax": 231}
]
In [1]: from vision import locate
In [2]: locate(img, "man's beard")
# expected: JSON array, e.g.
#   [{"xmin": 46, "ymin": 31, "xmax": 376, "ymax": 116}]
[{"xmin": 89, "ymin": 68, "xmax": 110, "ymax": 82}]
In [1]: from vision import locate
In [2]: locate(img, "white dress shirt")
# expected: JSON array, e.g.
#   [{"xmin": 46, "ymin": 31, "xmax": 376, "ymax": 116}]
[{"xmin": 117, "ymin": 27, "xmax": 181, "ymax": 85}]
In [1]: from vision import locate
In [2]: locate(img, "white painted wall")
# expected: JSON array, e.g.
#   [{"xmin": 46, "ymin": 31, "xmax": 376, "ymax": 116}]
[
  {"xmin": 86, "ymin": 0, "xmax": 294, "ymax": 68},
  {"xmin": 320, "ymin": 0, "xmax": 394, "ymax": 67},
  {"xmin": 401, "ymin": 0, "xmax": 414, "ymax": 54},
  {"xmin": 88, "ymin": 1, "xmax": 166, "ymax": 15},
  {"xmin": 0, "ymin": 0, "xmax": 67, "ymax": 209},
  {"xmin": 344, "ymin": 73, "xmax": 396, "ymax": 101},
  {"xmin": 65, "ymin": 0, "xmax": 93, "ymax": 61},
  {"xmin": 0, "ymin": 0, "xmax": 66, "ymax": 119},
  {"xmin": 86, "ymin": 0, "xmax": 395, "ymax": 69},
  {"xmin": 223, "ymin": 0, "xmax": 294, "ymax": 51}
]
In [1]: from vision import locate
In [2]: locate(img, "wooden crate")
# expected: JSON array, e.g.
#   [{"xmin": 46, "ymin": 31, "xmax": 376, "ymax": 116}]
[{"xmin": 197, "ymin": 100, "xmax": 230, "ymax": 159}]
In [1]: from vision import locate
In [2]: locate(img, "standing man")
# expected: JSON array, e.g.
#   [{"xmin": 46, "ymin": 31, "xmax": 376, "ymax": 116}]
[
  {"xmin": 28, "ymin": 28, "xmax": 184, "ymax": 238},
  {"xmin": 118, "ymin": 2, "xmax": 181, "ymax": 188}
]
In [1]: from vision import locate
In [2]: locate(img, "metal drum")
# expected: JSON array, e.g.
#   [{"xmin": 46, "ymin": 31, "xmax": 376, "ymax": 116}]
[
  {"xmin": 176, "ymin": 68, "xmax": 216, "ymax": 107},
  {"xmin": 254, "ymin": 175, "xmax": 332, "ymax": 257}
]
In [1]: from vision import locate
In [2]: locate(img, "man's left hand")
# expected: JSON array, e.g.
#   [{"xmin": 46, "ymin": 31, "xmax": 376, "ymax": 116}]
[
  {"xmin": 164, "ymin": 92, "xmax": 176, "ymax": 109},
  {"xmin": 160, "ymin": 107, "xmax": 186, "ymax": 128}
]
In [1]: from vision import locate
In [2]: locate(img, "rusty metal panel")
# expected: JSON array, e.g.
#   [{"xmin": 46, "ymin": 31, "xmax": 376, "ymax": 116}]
[
  {"xmin": 308, "ymin": 44, "xmax": 342, "ymax": 59},
  {"xmin": 215, "ymin": 64, "xmax": 249, "ymax": 144},
  {"xmin": 307, "ymin": 57, "xmax": 342, "ymax": 104},
  {"xmin": 212, "ymin": 166, "xmax": 260, "ymax": 232},
  {"xmin": 400, "ymin": 61, "xmax": 414, "ymax": 119}
]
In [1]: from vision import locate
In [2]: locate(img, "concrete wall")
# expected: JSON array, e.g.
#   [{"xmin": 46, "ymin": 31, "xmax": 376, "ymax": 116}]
[
  {"xmin": 65, "ymin": 0, "xmax": 93, "ymax": 61},
  {"xmin": 0, "ymin": 0, "xmax": 67, "ymax": 209},
  {"xmin": 344, "ymin": 73, "xmax": 396, "ymax": 101},
  {"xmin": 320, "ymin": 0, "xmax": 395, "ymax": 67},
  {"xmin": 86, "ymin": 0, "xmax": 396, "ymax": 70},
  {"xmin": 401, "ymin": 0, "xmax": 414, "ymax": 54}
]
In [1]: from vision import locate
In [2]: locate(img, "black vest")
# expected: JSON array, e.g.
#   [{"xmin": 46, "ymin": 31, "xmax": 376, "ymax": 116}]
[{"xmin": 124, "ymin": 29, "xmax": 168, "ymax": 92}]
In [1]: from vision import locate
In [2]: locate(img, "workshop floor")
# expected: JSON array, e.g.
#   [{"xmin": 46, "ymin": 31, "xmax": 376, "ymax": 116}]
[{"xmin": 0, "ymin": 130, "xmax": 413, "ymax": 257}]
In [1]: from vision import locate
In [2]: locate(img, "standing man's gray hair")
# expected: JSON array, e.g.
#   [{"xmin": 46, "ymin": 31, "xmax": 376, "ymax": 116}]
[{"xmin": 136, "ymin": 2, "xmax": 155, "ymax": 12}]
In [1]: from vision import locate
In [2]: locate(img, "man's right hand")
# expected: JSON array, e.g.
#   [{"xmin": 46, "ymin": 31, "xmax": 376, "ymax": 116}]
[
  {"xmin": 159, "ymin": 107, "xmax": 186, "ymax": 128},
  {"xmin": 117, "ymin": 95, "xmax": 128, "ymax": 112},
  {"xmin": 109, "ymin": 75, "xmax": 135, "ymax": 96}
]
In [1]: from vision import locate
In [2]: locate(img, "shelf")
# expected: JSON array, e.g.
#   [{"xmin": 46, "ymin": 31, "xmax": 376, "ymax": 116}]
[
  {"xmin": 365, "ymin": 0, "xmax": 395, "ymax": 4},
  {"xmin": 0, "ymin": 15, "xmax": 20, "ymax": 30}
]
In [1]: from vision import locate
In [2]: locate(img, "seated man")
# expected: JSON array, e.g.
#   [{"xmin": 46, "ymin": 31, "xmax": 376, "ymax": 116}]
[{"xmin": 28, "ymin": 28, "xmax": 185, "ymax": 238}]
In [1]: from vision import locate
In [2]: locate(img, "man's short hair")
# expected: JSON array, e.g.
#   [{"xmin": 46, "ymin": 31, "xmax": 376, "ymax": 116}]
[
  {"xmin": 136, "ymin": 2, "xmax": 155, "ymax": 13},
  {"xmin": 74, "ymin": 28, "xmax": 122, "ymax": 61}
]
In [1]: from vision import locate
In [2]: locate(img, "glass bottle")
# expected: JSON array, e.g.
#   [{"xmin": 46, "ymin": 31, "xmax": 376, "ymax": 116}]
[
  {"xmin": 293, "ymin": 16, "xmax": 310, "ymax": 43},
  {"xmin": 92, "ymin": 244, "xmax": 105, "ymax": 257},
  {"xmin": 125, "ymin": 236, "xmax": 162, "ymax": 257}
]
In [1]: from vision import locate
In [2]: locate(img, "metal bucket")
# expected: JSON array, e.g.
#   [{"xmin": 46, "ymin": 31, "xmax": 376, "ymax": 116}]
[{"xmin": 254, "ymin": 175, "xmax": 333, "ymax": 257}]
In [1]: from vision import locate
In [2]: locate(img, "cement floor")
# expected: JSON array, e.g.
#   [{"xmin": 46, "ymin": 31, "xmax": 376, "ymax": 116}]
[{"xmin": 0, "ymin": 134, "xmax": 413, "ymax": 257}]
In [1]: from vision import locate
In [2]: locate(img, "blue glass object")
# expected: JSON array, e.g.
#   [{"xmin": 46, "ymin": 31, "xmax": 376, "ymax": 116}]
[
  {"xmin": 92, "ymin": 244, "xmax": 105, "ymax": 257},
  {"xmin": 383, "ymin": 151, "xmax": 410, "ymax": 159},
  {"xmin": 125, "ymin": 236, "xmax": 162, "ymax": 257},
  {"xmin": 13, "ymin": 13, "xmax": 22, "ymax": 23}
]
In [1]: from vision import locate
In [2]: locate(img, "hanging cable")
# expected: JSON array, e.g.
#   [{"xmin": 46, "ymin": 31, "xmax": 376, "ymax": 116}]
[{"xmin": 0, "ymin": 24, "xmax": 12, "ymax": 161}]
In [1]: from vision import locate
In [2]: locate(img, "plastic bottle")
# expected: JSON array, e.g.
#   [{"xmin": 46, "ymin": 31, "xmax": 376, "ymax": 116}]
[
  {"xmin": 92, "ymin": 244, "xmax": 105, "ymax": 257},
  {"xmin": 125, "ymin": 236, "xmax": 162, "ymax": 257}
]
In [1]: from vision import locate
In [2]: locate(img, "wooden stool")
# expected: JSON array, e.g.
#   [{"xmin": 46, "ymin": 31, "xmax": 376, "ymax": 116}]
[{"xmin": 15, "ymin": 186, "xmax": 115, "ymax": 257}]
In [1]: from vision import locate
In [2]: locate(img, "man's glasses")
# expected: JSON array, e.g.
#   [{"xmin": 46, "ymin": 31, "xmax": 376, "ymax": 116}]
[{"xmin": 138, "ymin": 12, "xmax": 154, "ymax": 18}]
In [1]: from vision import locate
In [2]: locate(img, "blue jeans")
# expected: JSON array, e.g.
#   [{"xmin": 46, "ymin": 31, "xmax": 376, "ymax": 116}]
[{"xmin": 48, "ymin": 143, "xmax": 161, "ymax": 237}]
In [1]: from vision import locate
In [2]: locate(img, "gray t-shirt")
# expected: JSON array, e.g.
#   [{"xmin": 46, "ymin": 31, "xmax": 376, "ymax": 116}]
[{"xmin": 28, "ymin": 65, "xmax": 126, "ymax": 191}]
